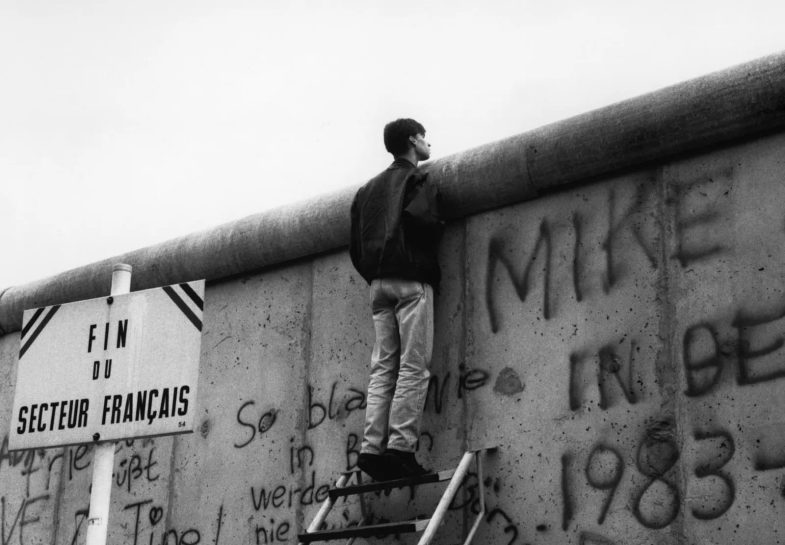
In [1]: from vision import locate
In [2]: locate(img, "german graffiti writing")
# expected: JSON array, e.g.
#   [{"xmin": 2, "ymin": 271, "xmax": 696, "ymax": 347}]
[
  {"xmin": 235, "ymin": 401, "xmax": 278, "ymax": 448},
  {"xmin": 115, "ymin": 446, "xmax": 160, "ymax": 493},
  {"xmin": 425, "ymin": 368, "xmax": 490, "ymax": 413},
  {"xmin": 307, "ymin": 383, "xmax": 366, "ymax": 430},
  {"xmin": 250, "ymin": 471, "xmax": 331, "ymax": 511}
]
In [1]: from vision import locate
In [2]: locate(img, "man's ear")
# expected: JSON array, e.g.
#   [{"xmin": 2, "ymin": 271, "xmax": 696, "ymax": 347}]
[{"xmin": 408, "ymin": 135, "xmax": 417, "ymax": 147}]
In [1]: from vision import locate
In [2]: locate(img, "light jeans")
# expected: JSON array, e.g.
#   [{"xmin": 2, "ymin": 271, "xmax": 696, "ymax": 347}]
[{"xmin": 361, "ymin": 278, "xmax": 434, "ymax": 454}]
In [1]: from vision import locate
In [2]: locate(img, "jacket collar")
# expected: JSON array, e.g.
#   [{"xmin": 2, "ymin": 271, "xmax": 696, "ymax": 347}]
[{"xmin": 390, "ymin": 157, "xmax": 416, "ymax": 169}]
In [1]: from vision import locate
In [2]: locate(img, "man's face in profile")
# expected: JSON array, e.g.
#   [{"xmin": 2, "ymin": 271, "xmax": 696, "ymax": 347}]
[{"xmin": 411, "ymin": 133, "xmax": 431, "ymax": 161}]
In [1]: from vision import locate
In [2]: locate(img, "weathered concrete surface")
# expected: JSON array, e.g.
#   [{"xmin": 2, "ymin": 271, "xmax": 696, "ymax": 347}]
[
  {"xmin": 166, "ymin": 265, "xmax": 313, "ymax": 544},
  {"xmin": 0, "ymin": 333, "xmax": 175, "ymax": 545},
  {"xmin": 3, "ymin": 131, "xmax": 785, "ymax": 544},
  {"xmin": 3, "ymin": 52, "xmax": 785, "ymax": 335},
  {"xmin": 460, "ymin": 132, "xmax": 785, "ymax": 543},
  {"xmin": 3, "ymin": 57, "xmax": 785, "ymax": 544},
  {"xmin": 465, "ymin": 168, "xmax": 668, "ymax": 543}
]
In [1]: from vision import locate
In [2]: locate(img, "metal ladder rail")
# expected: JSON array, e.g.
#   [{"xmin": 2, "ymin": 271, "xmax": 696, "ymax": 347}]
[
  {"xmin": 416, "ymin": 449, "xmax": 486, "ymax": 545},
  {"xmin": 298, "ymin": 473, "xmax": 351, "ymax": 545},
  {"xmin": 298, "ymin": 447, "xmax": 492, "ymax": 545}
]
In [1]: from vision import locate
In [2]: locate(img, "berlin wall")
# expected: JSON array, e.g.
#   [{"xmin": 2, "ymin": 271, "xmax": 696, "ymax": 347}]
[{"xmin": 2, "ymin": 52, "xmax": 785, "ymax": 544}]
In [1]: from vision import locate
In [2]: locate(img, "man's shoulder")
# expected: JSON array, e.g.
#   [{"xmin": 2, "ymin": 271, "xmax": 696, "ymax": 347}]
[{"xmin": 358, "ymin": 163, "xmax": 413, "ymax": 193}]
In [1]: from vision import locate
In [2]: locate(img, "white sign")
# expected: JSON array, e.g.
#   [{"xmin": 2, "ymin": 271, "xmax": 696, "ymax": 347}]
[{"xmin": 9, "ymin": 280, "xmax": 205, "ymax": 451}]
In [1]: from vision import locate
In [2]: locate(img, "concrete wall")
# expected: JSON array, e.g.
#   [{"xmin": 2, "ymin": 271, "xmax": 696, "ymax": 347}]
[{"xmin": 2, "ymin": 54, "xmax": 785, "ymax": 544}]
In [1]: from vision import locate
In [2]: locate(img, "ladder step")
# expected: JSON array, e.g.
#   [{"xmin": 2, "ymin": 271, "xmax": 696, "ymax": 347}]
[
  {"xmin": 328, "ymin": 469, "xmax": 455, "ymax": 500},
  {"xmin": 298, "ymin": 518, "xmax": 431, "ymax": 542}
]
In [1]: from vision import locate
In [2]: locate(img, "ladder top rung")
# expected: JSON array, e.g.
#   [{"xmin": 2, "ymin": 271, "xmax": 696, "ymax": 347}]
[
  {"xmin": 329, "ymin": 469, "xmax": 455, "ymax": 499},
  {"xmin": 298, "ymin": 518, "xmax": 430, "ymax": 543},
  {"xmin": 339, "ymin": 446, "xmax": 498, "ymax": 478}
]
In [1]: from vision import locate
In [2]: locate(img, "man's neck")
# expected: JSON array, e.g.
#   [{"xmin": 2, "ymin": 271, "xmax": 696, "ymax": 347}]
[{"xmin": 395, "ymin": 150, "xmax": 419, "ymax": 167}]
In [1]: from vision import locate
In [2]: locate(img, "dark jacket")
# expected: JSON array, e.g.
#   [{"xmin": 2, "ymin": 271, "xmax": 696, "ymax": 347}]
[{"xmin": 350, "ymin": 158, "xmax": 442, "ymax": 289}]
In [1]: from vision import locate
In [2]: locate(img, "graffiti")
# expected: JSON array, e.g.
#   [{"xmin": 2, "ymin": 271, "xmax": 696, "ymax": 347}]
[
  {"xmin": 345, "ymin": 433, "xmax": 359, "ymax": 472},
  {"xmin": 255, "ymin": 518, "xmax": 290, "ymax": 544},
  {"xmin": 250, "ymin": 471, "xmax": 331, "ymax": 512},
  {"xmin": 683, "ymin": 302, "xmax": 785, "ymax": 396},
  {"xmin": 754, "ymin": 440, "xmax": 785, "ymax": 472},
  {"xmin": 560, "ymin": 422, "xmax": 754, "ymax": 534},
  {"xmin": 562, "ymin": 443, "xmax": 639, "ymax": 530},
  {"xmin": 288, "ymin": 437, "xmax": 315, "ymax": 475},
  {"xmin": 0, "ymin": 434, "xmax": 60, "ymax": 544},
  {"xmin": 572, "ymin": 212, "xmax": 585, "ymax": 303},
  {"xmin": 425, "ymin": 368, "xmax": 490, "ymax": 414},
  {"xmin": 115, "ymin": 446, "xmax": 160, "ymax": 493},
  {"xmin": 1, "ymin": 494, "xmax": 49, "ymax": 545},
  {"xmin": 235, "ymin": 401, "xmax": 278, "ymax": 448},
  {"xmin": 692, "ymin": 430, "xmax": 735, "ymax": 520},
  {"xmin": 47, "ymin": 444, "xmax": 91, "ymax": 484},
  {"xmin": 670, "ymin": 173, "xmax": 731, "ymax": 267},
  {"xmin": 484, "ymin": 172, "xmax": 735, "ymax": 332},
  {"xmin": 486, "ymin": 508, "xmax": 519, "ymax": 545},
  {"xmin": 585, "ymin": 445, "xmax": 624, "ymax": 525},
  {"xmin": 485, "ymin": 183, "xmax": 659, "ymax": 332},
  {"xmin": 2, "ymin": 158, "xmax": 785, "ymax": 545},
  {"xmin": 682, "ymin": 322, "xmax": 723, "ymax": 396},
  {"xmin": 632, "ymin": 421, "xmax": 680, "ymax": 529},
  {"xmin": 10, "ymin": 437, "xmax": 162, "ymax": 545},
  {"xmin": 569, "ymin": 341, "xmax": 641, "ymax": 411},
  {"xmin": 486, "ymin": 219, "xmax": 553, "ymax": 332},
  {"xmin": 755, "ymin": 454, "xmax": 785, "ymax": 472},
  {"xmin": 561, "ymin": 454, "xmax": 574, "ymax": 531},
  {"xmin": 248, "ymin": 437, "xmax": 333, "ymax": 512},
  {"xmin": 734, "ymin": 305, "xmax": 785, "ymax": 386},
  {"xmin": 0, "ymin": 437, "xmax": 36, "ymax": 474},
  {"xmin": 580, "ymin": 531, "xmax": 617, "ymax": 545},
  {"xmin": 602, "ymin": 184, "xmax": 658, "ymax": 291},
  {"xmin": 124, "ymin": 499, "xmax": 154, "ymax": 545},
  {"xmin": 438, "ymin": 470, "xmax": 520, "ymax": 544},
  {"xmin": 124, "ymin": 500, "xmax": 223, "ymax": 545},
  {"xmin": 307, "ymin": 383, "xmax": 366, "ymax": 430},
  {"xmin": 69, "ymin": 508, "xmax": 89, "ymax": 545},
  {"xmin": 214, "ymin": 505, "xmax": 224, "ymax": 545}
]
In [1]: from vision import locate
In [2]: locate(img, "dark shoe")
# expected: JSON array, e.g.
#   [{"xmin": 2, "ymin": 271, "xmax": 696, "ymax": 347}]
[
  {"xmin": 384, "ymin": 449, "xmax": 429, "ymax": 478},
  {"xmin": 358, "ymin": 453, "xmax": 393, "ymax": 482}
]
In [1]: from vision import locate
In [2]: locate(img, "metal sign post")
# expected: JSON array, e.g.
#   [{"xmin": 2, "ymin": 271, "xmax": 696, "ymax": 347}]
[{"xmin": 85, "ymin": 263, "xmax": 131, "ymax": 545}]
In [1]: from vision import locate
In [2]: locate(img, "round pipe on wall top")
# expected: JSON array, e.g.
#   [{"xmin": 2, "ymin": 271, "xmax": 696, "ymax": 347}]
[{"xmin": 1, "ymin": 51, "xmax": 785, "ymax": 335}]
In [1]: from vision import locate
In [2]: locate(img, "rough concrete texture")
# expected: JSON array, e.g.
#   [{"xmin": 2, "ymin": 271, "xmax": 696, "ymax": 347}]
[
  {"xmin": 4, "ymin": 52, "xmax": 785, "ymax": 335},
  {"xmin": 0, "ymin": 131, "xmax": 782, "ymax": 544},
  {"xmin": 460, "ymin": 132, "xmax": 785, "ymax": 544},
  {"xmin": 3, "ymin": 134, "xmax": 785, "ymax": 543}
]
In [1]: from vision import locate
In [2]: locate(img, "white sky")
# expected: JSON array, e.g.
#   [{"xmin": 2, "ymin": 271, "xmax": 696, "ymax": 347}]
[{"xmin": 1, "ymin": 0, "xmax": 784, "ymax": 289}]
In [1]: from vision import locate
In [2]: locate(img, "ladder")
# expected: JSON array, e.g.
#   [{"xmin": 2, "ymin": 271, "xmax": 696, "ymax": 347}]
[{"xmin": 297, "ymin": 447, "xmax": 495, "ymax": 545}]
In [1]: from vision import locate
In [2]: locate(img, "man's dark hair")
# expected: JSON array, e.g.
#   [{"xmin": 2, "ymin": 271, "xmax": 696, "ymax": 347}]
[{"xmin": 383, "ymin": 118, "xmax": 425, "ymax": 157}]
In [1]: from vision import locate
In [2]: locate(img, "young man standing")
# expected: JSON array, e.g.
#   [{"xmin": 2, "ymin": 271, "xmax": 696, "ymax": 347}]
[{"xmin": 349, "ymin": 118, "xmax": 442, "ymax": 481}]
